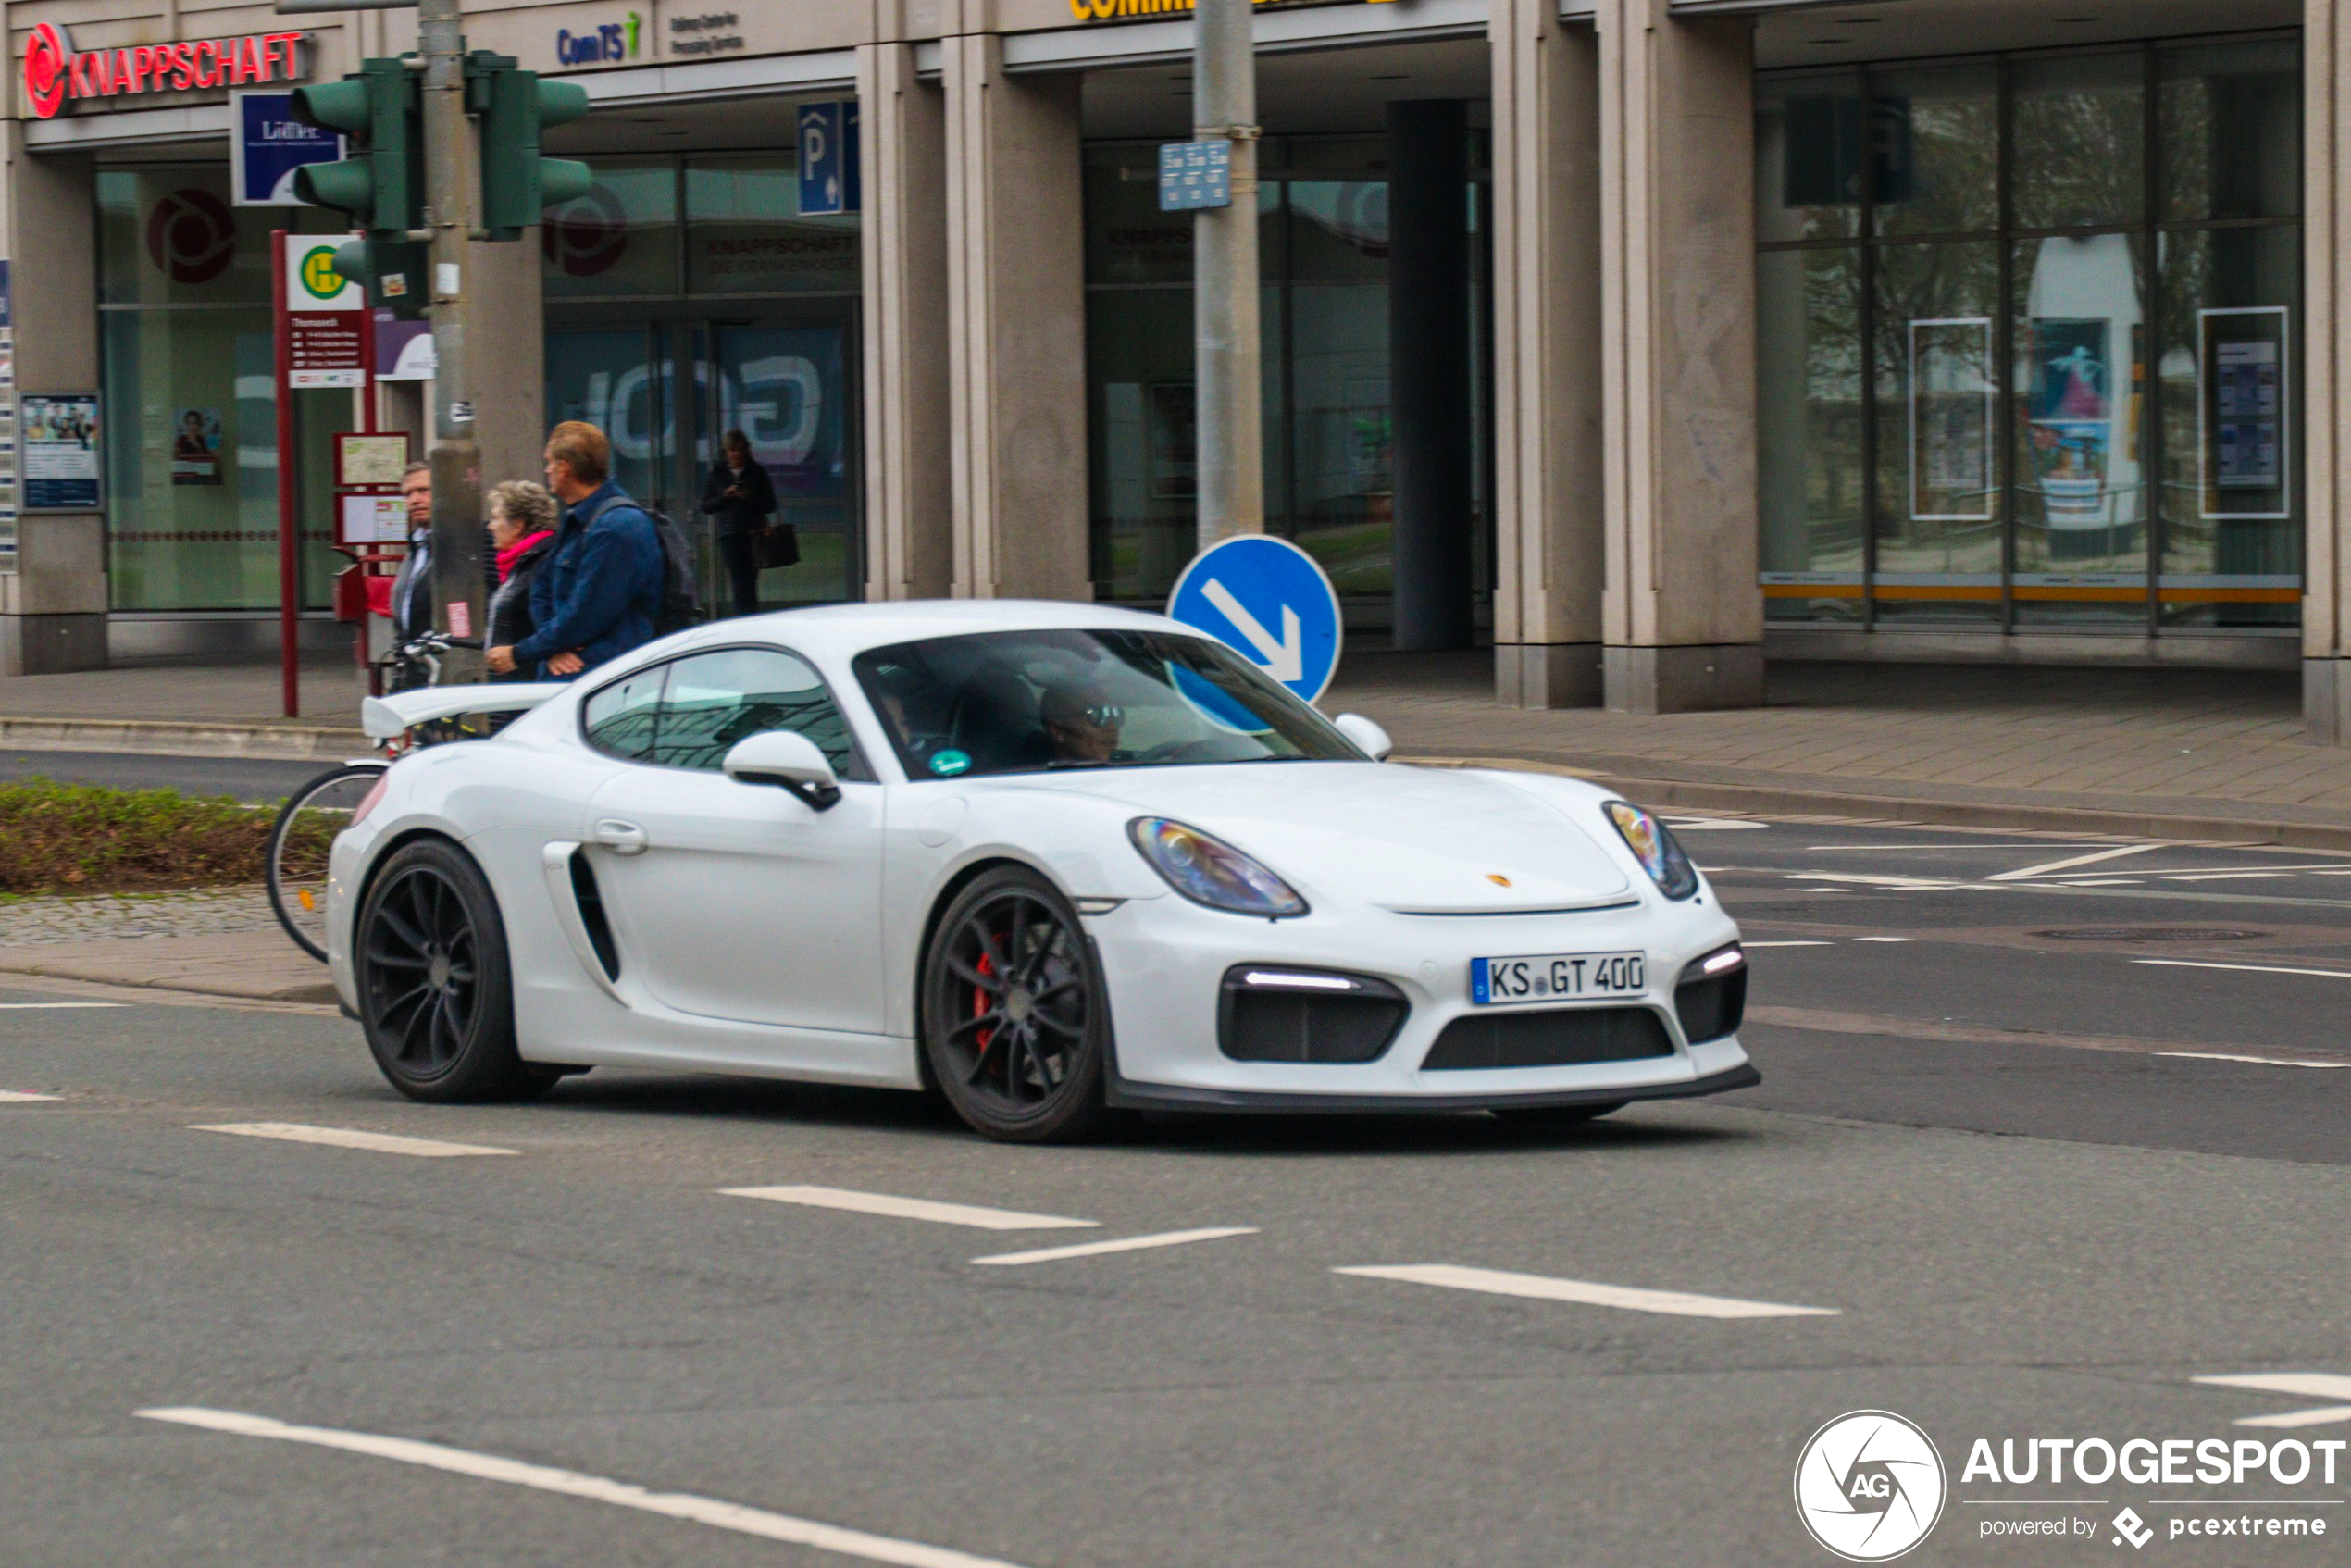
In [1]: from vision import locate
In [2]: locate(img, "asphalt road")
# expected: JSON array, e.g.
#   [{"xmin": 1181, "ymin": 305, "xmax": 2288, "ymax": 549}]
[
  {"xmin": 7, "ymin": 815, "xmax": 2351, "ymax": 1565},
  {"xmin": 0, "ymin": 748, "xmax": 340, "ymax": 802}
]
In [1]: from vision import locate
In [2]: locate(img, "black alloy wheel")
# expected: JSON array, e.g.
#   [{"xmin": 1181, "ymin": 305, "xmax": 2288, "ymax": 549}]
[
  {"xmin": 921, "ymin": 867, "xmax": 1110, "ymax": 1143},
  {"xmin": 355, "ymin": 838, "xmax": 554, "ymax": 1102}
]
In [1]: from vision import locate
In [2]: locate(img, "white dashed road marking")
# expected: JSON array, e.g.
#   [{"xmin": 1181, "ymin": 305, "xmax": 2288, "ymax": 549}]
[
  {"xmin": 0, "ymin": 1002, "xmax": 126, "ymax": 1010},
  {"xmin": 0, "ymin": 1090, "xmax": 60, "ymax": 1102},
  {"xmin": 2133, "ymin": 959, "xmax": 2351, "ymax": 981},
  {"xmin": 971, "ymin": 1226, "xmax": 1258, "ymax": 1266},
  {"xmin": 192, "ymin": 1123, "xmax": 518, "ymax": 1158},
  {"xmin": 2195, "ymin": 1375, "xmax": 2351, "ymax": 1429},
  {"xmin": 1986, "ymin": 844, "xmax": 2159, "ymax": 881},
  {"xmin": 1743, "ymin": 940, "xmax": 1835, "ymax": 948},
  {"xmin": 2157, "ymin": 1052, "xmax": 2351, "ymax": 1070},
  {"xmin": 136, "ymin": 1407, "xmax": 1038, "ymax": 1568},
  {"xmin": 1854, "ymin": 937, "xmax": 1915, "ymax": 943},
  {"xmin": 721, "ymin": 1185, "xmax": 1096, "ymax": 1231},
  {"xmin": 1334, "ymin": 1263, "xmax": 1838, "ymax": 1320}
]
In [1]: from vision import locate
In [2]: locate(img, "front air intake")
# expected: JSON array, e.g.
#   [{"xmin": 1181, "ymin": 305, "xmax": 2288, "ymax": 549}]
[
  {"xmin": 1218, "ymin": 967, "xmax": 1408, "ymax": 1064},
  {"xmin": 1421, "ymin": 1006, "xmax": 1674, "ymax": 1070}
]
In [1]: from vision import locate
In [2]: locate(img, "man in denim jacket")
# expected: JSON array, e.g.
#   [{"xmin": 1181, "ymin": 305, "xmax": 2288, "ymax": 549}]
[{"xmin": 486, "ymin": 421, "xmax": 662, "ymax": 681}]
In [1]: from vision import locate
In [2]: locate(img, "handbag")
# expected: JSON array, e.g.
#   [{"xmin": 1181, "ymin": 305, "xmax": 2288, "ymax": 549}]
[{"xmin": 754, "ymin": 520, "xmax": 800, "ymax": 570}]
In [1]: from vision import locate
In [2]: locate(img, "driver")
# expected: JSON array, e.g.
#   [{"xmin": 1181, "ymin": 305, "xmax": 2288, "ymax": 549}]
[{"xmin": 1039, "ymin": 682, "xmax": 1125, "ymax": 765}]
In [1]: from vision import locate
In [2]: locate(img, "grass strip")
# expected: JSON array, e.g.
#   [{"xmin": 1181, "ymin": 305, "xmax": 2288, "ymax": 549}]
[{"xmin": 0, "ymin": 778, "xmax": 324, "ymax": 894}]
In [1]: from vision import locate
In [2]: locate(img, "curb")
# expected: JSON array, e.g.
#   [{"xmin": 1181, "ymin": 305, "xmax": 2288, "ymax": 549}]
[
  {"xmin": 1399, "ymin": 753, "xmax": 2351, "ymax": 852},
  {"xmin": 0, "ymin": 716, "xmax": 369, "ymax": 761}
]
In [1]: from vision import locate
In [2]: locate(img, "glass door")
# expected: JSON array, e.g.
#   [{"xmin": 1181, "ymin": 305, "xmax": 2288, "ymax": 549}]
[{"xmin": 692, "ymin": 320, "xmax": 860, "ymax": 608}]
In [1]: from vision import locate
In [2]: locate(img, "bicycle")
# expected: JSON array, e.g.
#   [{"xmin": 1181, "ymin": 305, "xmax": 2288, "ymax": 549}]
[{"xmin": 266, "ymin": 631, "xmax": 496, "ymax": 962}]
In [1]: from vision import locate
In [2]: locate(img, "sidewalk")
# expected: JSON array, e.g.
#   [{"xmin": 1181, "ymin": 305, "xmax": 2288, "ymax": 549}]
[
  {"xmin": 0, "ymin": 889, "xmax": 335, "ymax": 1005},
  {"xmin": 0, "ymin": 654, "xmax": 366, "ymax": 757}
]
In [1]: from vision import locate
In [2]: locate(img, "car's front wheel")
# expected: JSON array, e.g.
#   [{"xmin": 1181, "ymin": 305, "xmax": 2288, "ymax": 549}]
[
  {"xmin": 921, "ymin": 866, "xmax": 1110, "ymax": 1143},
  {"xmin": 355, "ymin": 838, "xmax": 554, "ymax": 1103}
]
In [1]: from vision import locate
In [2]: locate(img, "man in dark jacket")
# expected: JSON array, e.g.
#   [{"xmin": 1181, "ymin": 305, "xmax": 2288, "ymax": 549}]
[
  {"xmin": 485, "ymin": 422, "xmax": 662, "ymax": 681},
  {"xmin": 699, "ymin": 429, "xmax": 778, "ymax": 617}
]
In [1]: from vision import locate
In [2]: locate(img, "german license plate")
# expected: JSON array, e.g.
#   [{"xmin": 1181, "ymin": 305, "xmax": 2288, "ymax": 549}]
[{"xmin": 1471, "ymin": 951, "xmax": 1646, "ymax": 1007}]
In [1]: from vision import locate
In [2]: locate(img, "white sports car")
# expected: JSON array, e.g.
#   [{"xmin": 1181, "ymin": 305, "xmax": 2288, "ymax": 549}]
[{"xmin": 327, "ymin": 601, "xmax": 1756, "ymax": 1141}]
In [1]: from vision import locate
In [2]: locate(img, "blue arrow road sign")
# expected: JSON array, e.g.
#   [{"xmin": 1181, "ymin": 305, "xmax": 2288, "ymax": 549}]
[{"xmin": 1166, "ymin": 534, "xmax": 1343, "ymax": 704}]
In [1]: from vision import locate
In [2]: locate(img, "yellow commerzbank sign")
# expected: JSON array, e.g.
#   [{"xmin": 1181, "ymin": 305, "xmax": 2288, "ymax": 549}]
[{"xmin": 1070, "ymin": 0, "xmax": 1390, "ymax": 19}]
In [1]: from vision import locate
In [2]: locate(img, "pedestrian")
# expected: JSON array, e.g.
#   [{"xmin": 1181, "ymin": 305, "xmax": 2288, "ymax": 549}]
[
  {"xmin": 483, "ymin": 479, "xmax": 559, "ymax": 683},
  {"xmin": 698, "ymin": 429, "xmax": 778, "ymax": 617},
  {"xmin": 362, "ymin": 461, "xmax": 438, "ymax": 688},
  {"xmin": 485, "ymin": 421, "xmax": 663, "ymax": 682}
]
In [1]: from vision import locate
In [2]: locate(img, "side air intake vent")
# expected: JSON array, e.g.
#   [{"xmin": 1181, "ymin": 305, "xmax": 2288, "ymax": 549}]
[
  {"xmin": 569, "ymin": 846, "xmax": 621, "ymax": 981},
  {"xmin": 1218, "ymin": 967, "xmax": 1408, "ymax": 1064},
  {"xmin": 1421, "ymin": 1007, "xmax": 1673, "ymax": 1070}
]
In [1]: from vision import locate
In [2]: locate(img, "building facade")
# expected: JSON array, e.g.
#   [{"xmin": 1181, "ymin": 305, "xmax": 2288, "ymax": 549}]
[{"xmin": 6, "ymin": 0, "xmax": 2350, "ymax": 732}]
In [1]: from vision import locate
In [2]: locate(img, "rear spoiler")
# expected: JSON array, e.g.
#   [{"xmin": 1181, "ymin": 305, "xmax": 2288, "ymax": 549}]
[{"xmin": 360, "ymin": 683, "xmax": 569, "ymax": 741}]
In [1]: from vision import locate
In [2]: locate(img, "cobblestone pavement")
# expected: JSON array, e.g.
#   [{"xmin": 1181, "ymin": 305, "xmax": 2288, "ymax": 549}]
[{"xmin": 0, "ymin": 888, "xmax": 281, "ymax": 948}]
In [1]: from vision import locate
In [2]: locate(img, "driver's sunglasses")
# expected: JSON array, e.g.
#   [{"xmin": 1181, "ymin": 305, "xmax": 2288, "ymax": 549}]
[{"xmin": 1076, "ymin": 704, "xmax": 1124, "ymax": 728}]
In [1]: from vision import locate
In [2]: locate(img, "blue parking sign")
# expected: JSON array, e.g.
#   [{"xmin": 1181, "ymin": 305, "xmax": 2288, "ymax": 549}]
[
  {"xmin": 1167, "ymin": 534, "xmax": 1343, "ymax": 703},
  {"xmin": 798, "ymin": 101, "xmax": 862, "ymax": 217}
]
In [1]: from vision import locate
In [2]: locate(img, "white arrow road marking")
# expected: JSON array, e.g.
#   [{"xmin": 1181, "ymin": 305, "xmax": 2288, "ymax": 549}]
[
  {"xmin": 193, "ymin": 1123, "xmax": 517, "ymax": 1158},
  {"xmin": 1201, "ymin": 579, "xmax": 1304, "ymax": 683},
  {"xmin": 2195, "ymin": 1374, "xmax": 2351, "ymax": 1429},
  {"xmin": 2134, "ymin": 959, "xmax": 2351, "ymax": 981},
  {"xmin": 136, "ymin": 1408, "xmax": 1039, "ymax": 1568},
  {"xmin": 1986, "ymin": 843, "xmax": 2160, "ymax": 881},
  {"xmin": 971, "ymin": 1226, "xmax": 1258, "ymax": 1266},
  {"xmin": 1334, "ymin": 1263, "xmax": 1837, "ymax": 1319},
  {"xmin": 721, "ymin": 1185, "xmax": 1096, "ymax": 1231}
]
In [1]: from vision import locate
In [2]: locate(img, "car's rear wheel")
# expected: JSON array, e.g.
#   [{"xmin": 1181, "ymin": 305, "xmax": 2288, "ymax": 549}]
[
  {"xmin": 921, "ymin": 866, "xmax": 1110, "ymax": 1143},
  {"xmin": 355, "ymin": 838, "xmax": 555, "ymax": 1103}
]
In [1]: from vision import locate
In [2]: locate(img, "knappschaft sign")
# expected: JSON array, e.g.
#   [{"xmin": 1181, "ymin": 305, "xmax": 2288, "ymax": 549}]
[{"xmin": 20, "ymin": 22, "xmax": 307, "ymax": 121}]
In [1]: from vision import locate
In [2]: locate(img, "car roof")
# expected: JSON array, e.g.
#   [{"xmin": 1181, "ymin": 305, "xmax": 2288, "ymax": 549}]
[{"xmin": 655, "ymin": 598, "xmax": 1199, "ymax": 662}]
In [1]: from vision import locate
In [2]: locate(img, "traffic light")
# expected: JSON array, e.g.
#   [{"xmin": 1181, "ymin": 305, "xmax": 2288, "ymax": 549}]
[
  {"xmin": 291, "ymin": 58, "xmax": 426, "ymax": 318},
  {"xmin": 468, "ymin": 52, "xmax": 592, "ymax": 240}
]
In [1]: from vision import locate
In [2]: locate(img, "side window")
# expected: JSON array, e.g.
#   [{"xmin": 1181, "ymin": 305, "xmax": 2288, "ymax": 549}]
[
  {"xmin": 582, "ymin": 664, "xmax": 667, "ymax": 760},
  {"xmin": 649, "ymin": 647, "xmax": 861, "ymax": 776}
]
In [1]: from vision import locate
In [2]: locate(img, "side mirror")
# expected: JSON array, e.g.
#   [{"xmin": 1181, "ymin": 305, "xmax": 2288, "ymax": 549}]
[
  {"xmin": 1332, "ymin": 712, "xmax": 1393, "ymax": 762},
  {"xmin": 722, "ymin": 729, "xmax": 841, "ymax": 810}
]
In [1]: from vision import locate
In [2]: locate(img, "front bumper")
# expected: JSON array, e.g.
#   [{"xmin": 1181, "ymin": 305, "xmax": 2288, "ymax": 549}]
[{"xmin": 1086, "ymin": 888, "xmax": 1751, "ymax": 1107}]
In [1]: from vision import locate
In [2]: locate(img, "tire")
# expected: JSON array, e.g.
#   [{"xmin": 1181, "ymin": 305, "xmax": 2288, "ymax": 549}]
[
  {"xmin": 920, "ymin": 866, "xmax": 1111, "ymax": 1143},
  {"xmin": 267, "ymin": 763, "xmax": 388, "ymax": 963},
  {"xmin": 354, "ymin": 837, "xmax": 553, "ymax": 1102},
  {"xmin": 1492, "ymin": 1101, "xmax": 1626, "ymax": 1127}
]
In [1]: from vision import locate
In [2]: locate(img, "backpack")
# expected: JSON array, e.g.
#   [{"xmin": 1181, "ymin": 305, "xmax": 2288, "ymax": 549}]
[{"xmin": 642, "ymin": 505, "xmax": 700, "ymax": 635}]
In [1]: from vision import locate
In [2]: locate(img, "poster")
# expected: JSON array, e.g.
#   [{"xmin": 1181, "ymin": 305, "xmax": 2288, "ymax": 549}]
[
  {"xmin": 2028, "ymin": 318, "xmax": 2112, "ymax": 528},
  {"xmin": 1908, "ymin": 318, "xmax": 1992, "ymax": 521},
  {"xmin": 2200, "ymin": 306, "xmax": 2289, "ymax": 520},
  {"xmin": 21, "ymin": 393, "xmax": 99, "ymax": 511},
  {"xmin": 335, "ymin": 432, "xmax": 411, "ymax": 489},
  {"xmin": 171, "ymin": 408, "xmax": 223, "ymax": 485},
  {"xmin": 339, "ymin": 493, "xmax": 407, "ymax": 545}
]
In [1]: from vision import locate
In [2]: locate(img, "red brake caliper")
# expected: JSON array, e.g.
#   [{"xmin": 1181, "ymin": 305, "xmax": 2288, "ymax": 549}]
[{"xmin": 973, "ymin": 951, "xmax": 997, "ymax": 1058}]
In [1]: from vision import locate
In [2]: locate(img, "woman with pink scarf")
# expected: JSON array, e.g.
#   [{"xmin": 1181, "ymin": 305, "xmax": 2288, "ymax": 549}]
[{"xmin": 484, "ymin": 480, "xmax": 560, "ymax": 684}]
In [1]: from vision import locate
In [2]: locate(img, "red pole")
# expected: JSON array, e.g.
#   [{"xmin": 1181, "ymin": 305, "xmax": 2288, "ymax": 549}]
[{"xmin": 272, "ymin": 230, "xmax": 299, "ymax": 720}]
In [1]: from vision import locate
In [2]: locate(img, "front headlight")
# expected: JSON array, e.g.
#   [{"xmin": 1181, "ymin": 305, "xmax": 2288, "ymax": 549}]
[
  {"xmin": 1128, "ymin": 817, "xmax": 1308, "ymax": 917},
  {"xmin": 1603, "ymin": 800, "xmax": 1699, "ymax": 901}
]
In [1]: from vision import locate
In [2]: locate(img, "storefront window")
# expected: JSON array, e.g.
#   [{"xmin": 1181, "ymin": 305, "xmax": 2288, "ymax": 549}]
[
  {"xmin": 97, "ymin": 168, "xmax": 341, "ymax": 613},
  {"xmin": 685, "ymin": 156, "xmax": 859, "ymax": 295},
  {"xmin": 1755, "ymin": 35, "xmax": 2300, "ymax": 637},
  {"xmin": 543, "ymin": 157, "xmax": 679, "ymax": 299}
]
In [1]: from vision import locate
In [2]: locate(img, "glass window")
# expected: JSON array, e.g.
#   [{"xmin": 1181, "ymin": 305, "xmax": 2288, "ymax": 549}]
[
  {"xmin": 98, "ymin": 168, "xmax": 323, "ymax": 306},
  {"xmin": 2011, "ymin": 231, "xmax": 2149, "ymax": 624},
  {"xmin": 545, "ymin": 329, "xmax": 671, "ymax": 510},
  {"xmin": 1757, "ymin": 248, "xmax": 1864, "ymax": 621},
  {"xmin": 583, "ymin": 664, "xmax": 666, "ymax": 760},
  {"xmin": 1872, "ymin": 239, "xmax": 2003, "ymax": 624},
  {"xmin": 543, "ymin": 158, "xmax": 679, "ymax": 299},
  {"xmin": 703, "ymin": 324, "xmax": 855, "ymax": 606},
  {"xmin": 1085, "ymin": 145, "xmax": 1196, "ymax": 287},
  {"xmin": 2013, "ymin": 52, "xmax": 2146, "ymax": 230},
  {"xmin": 1872, "ymin": 64, "xmax": 1999, "ymax": 239},
  {"xmin": 2160, "ymin": 40, "xmax": 2301, "ymax": 223},
  {"xmin": 852, "ymin": 628, "xmax": 1358, "ymax": 781},
  {"xmin": 1756, "ymin": 73, "xmax": 1864, "ymax": 243},
  {"xmin": 684, "ymin": 154, "xmax": 859, "ymax": 296},
  {"xmin": 649, "ymin": 646, "xmax": 858, "ymax": 774}
]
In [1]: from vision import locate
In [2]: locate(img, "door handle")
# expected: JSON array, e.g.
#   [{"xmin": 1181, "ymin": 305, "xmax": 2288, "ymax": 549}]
[{"xmin": 593, "ymin": 819, "xmax": 649, "ymax": 855}]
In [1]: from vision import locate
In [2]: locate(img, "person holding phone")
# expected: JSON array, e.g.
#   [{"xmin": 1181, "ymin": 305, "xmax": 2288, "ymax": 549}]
[{"xmin": 699, "ymin": 429, "xmax": 781, "ymax": 617}]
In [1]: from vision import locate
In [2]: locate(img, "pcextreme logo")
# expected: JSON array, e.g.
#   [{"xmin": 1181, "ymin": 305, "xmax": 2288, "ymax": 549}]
[{"xmin": 1795, "ymin": 1411, "xmax": 1948, "ymax": 1562}]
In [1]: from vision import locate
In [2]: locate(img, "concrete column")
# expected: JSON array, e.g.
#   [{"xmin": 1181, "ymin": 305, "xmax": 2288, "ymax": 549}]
[
  {"xmin": 1490, "ymin": 3, "xmax": 1603, "ymax": 706},
  {"xmin": 467, "ymin": 233, "xmax": 543, "ymax": 492},
  {"xmin": 2306, "ymin": 0, "xmax": 2351, "ymax": 740},
  {"xmin": 941, "ymin": 31, "xmax": 1089, "ymax": 602},
  {"xmin": 1387, "ymin": 99, "xmax": 1474, "ymax": 653},
  {"xmin": 858, "ymin": 35, "xmax": 952, "ymax": 600},
  {"xmin": 0, "ymin": 132, "xmax": 106, "ymax": 676},
  {"xmin": 1595, "ymin": 0, "xmax": 1761, "ymax": 713}
]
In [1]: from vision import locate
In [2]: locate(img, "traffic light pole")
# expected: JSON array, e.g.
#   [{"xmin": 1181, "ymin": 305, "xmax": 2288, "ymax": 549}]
[
  {"xmin": 1194, "ymin": 0, "xmax": 1263, "ymax": 549},
  {"xmin": 419, "ymin": 0, "xmax": 485, "ymax": 683}
]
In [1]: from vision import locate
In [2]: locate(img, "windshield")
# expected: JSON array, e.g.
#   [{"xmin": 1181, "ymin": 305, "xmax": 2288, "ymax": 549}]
[{"xmin": 852, "ymin": 628, "xmax": 1363, "ymax": 779}]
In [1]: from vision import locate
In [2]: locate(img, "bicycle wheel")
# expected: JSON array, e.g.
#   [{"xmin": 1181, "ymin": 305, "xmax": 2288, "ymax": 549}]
[{"xmin": 267, "ymin": 763, "xmax": 389, "ymax": 963}]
